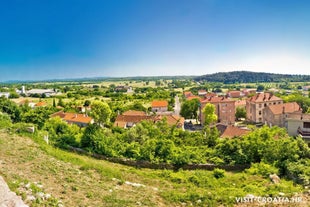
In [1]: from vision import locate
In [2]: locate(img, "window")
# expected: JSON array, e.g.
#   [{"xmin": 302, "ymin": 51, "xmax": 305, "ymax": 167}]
[
  {"xmin": 259, "ymin": 110, "xmax": 262, "ymax": 115},
  {"xmin": 304, "ymin": 122, "xmax": 310, "ymax": 128},
  {"xmin": 259, "ymin": 104, "xmax": 262, "ymax": 108},
  {"xmin": 264, "ymin": 103, "xmax": 267, "ymax": 107}
]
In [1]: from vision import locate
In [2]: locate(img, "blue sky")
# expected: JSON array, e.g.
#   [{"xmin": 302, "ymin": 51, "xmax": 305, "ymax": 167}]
[{"xmin": 0, "ymin": 0, "xmax": 310, "ymax": 81}]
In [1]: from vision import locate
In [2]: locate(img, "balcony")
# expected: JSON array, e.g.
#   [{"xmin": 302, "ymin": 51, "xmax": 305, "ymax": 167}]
[{"xmin": 297, "ymin": 127, "xmax": 310, "ymax": 142}]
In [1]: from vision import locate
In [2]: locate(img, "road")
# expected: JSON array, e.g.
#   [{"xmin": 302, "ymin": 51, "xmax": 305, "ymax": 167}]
[{"xmin": 174, "ymin": 95, "xmax": 181, "ymax": 115}]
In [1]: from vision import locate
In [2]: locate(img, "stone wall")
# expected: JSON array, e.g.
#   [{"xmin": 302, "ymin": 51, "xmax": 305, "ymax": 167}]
[
  {"xmin": 68, "ymin": 146, "xmax": 250, "ymax": 171},
  {"xmin": 0, "ymin": 176, "xmax": 28, "ymax": 207}
]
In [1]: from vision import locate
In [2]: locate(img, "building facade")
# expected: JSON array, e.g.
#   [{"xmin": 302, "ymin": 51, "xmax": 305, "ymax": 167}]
[
  {"xmin": 285, "ymin": 113, "xmax": 310, "ymax": 143},
  {"xmin": 200, "ymin": 96, "xmax": 235, "ymax": 125},
  {"xmin": 246, "ymin": 93, "xmax": 283, "ymax": 123},
  {"xmin": 263, "ymin": 102, "xmax": 301, "ymax": 127}
]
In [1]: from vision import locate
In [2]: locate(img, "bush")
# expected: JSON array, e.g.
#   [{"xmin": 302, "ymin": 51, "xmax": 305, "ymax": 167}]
[
  {"xmin": 246, "ymin": 162, "xmax": 279, "ymax": 178},
  {"xmin": 286, "ymin": 159, "xmax": 310, "ymax": 186},
  {"xmin": 213, "ymin": 168, "xmax": 225, "ymax": 179}
]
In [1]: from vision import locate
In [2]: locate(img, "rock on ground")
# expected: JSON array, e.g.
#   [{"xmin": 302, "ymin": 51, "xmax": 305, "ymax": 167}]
[{"xmin": 0, "ymin": 176, "xmax": 28, "ymax": 207}]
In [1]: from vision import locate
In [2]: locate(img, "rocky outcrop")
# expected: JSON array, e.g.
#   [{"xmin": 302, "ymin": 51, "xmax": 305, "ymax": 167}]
[{"xmin": 0, "ymin": 176, "xmax": 28, "ymax": 207}]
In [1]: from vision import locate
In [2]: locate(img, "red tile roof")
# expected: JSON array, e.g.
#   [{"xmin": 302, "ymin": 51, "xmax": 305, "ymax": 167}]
[
  {"xmin": 51, "ymin": 111, "xmax": 93, "ymax": 124},
  {"xmin": 122, "ymin": 110, "xmax": 147, "ymax": 116},
  {"xmin": 235, "ymin": 100, "xmax": 246, "ymax": 107},
  {"xmin": 184, "ymin": 91, "xmax": 193, "ymax": 96},
  {"xmin": 186, "ymin": 96, "xmax": 201, "ymax": 101},
  {"xmin": 155, "ymin": 114, "xmax": 185, "ymax": 127},
  {"xmin": 267, "ymin": 102, "xmax": 301, "ymax": 115},
  {"xmin": 200, "ymin": 96, "xmax": 234, "ymax": 103},
  {"xmin": 114, "ymin": 115, "xmax": 153, "ymax": 127},
  {"xmin": 228, "ymin": 91, "xmax": 241, "ymax": 97},
  {"xmin": 220, "ymin": 125, "xmax": 250, "ymax": 138},
  {"xmin": 35, "ymin": 101, "xmax": 47, "ymax": 107},
  {"xmin": 152, "ymin": 100, "xmax": 168, "ymax": 108},
  {"xmin": 248, "ymin": 93, "xmax": 282, "ymax": 103}
]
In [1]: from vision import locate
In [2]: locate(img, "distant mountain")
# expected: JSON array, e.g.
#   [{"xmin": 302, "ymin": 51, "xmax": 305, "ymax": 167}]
[{"xmin": 194, "ymin": 71, "xmax": 310, "ymax": 83}]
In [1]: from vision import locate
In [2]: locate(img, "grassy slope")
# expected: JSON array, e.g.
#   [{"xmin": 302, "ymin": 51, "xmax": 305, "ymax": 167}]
[{"xmin": 0, "ymin": 130, "xmax": 308, "ymax": 207}]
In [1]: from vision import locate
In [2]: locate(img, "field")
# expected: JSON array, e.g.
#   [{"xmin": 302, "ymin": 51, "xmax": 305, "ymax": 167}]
[{"xmin": 0, "ymin": 129, "xmax": 308, "ymax": 207}]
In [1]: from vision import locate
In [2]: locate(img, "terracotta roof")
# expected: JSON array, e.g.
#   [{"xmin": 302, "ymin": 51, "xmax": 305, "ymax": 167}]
[
  {"xmin": 186, "ymin": 96, "xmax": 201, "ymax": 101},
  {"xmin": 51, "ymin": 111, "xmax": 93, "ymax": 124},
  {"xmin": 286, "ymin": 112, "xmax": 310, "ymax": 121},
  {"xmin": 235, "ymin": 100, "xmax": 246, "ymax": 107},
  {"xmin": 152, "ymin": 100, "xmax": 168, "ymax": 108},
  {"xmin": 267, "ymin": 102, "xmax": 301, "ymax": 115},
  {"xmin": 114, "ymin": 115, "xmax": 153, "ymax": 127},
  {"xmin": 35, "ymin": 101, "xmax": 47, "ymax": 107},
  {"xmin": 248, "ymin": 93, "xmax": 282, "ymax": 103},
  {"xmin": 155, "ymin": 114, "xmax": 185, "ymax": 127},
  {"xmin": 184, "ymin": 91, "xmax": 193, "ymax": 96},
  {"xmin": 220, "ymin": 125, "xmax": 250, "ymax": 138},
  {"xmin": 228, "ymin": 91, "xmax": 241, "ymax": 97},
  {"xmin": 122, "ymin": 110, "xmax": 147, "ymax": 116},
  {"xmin": 200, "ymin": 96, "xmax": 234, "ymax": 103}
]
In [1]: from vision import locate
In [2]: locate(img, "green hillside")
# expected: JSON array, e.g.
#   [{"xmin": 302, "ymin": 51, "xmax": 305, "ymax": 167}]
[
  {"xmin": 0, "ymin": 129, "xmax": 308, "ymax": 206},
  {"xmin": 194, "ymin": 71, "xmax": 310, "ymax": 83}
]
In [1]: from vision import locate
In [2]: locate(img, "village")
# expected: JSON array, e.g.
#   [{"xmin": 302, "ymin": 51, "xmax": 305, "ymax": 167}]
[{"xmin": 1, "ymin": 80, "xmax": 309, "ymax": 144}]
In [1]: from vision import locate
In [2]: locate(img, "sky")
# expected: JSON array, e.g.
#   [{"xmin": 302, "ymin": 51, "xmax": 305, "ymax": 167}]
[{"xmin": 0, "ymin": 0, "xmax": 310, "ymax": 81}]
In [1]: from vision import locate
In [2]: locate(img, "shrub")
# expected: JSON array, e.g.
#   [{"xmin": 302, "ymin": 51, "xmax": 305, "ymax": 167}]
[
  {"xmin": 213, "ymin": 168, "xmax": 225, "ymax": 179},
  {"xmin": 246, "ymin": 162, "xmax": 279, "ymax": 178}
]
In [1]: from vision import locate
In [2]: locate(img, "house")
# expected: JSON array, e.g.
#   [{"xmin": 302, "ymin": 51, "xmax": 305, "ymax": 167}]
[
  {"xmin": 198, "ymin": 90, "xmax": 207, "ymax": 96},
  {"xmin": 200, "ymin": 96, "xmax": 235, "ymax": 125},
  {"xmin": 227, "ymin": 91, "xmax": 242, "ymax": 98},
  {"xmin": 302, "ymin": 86, "xmax": 310, "ymax": 91},
  {"xmin": 152, "ymin": 100, "xmax": 168, "ymax": 113},
  {"xmin": 242, "ymin": 89, "xmax": 256, "ymax": 96},
  {"xmin": 216, "ymin": 124, "xmax": 250, "ymax": 138},
  {"xmin": 114, "ymin": 110, "xmax": 151, "ymax": 128},
  {"xmin": 0, "ymin": 92, "xmax": 10, "ymax": 98},
  {"xmin": 285, "ymin": 113, "xmax": 310, "ymax": 143},
  {"xmin": 51, "ymin": 111, "xmax": 94, "ymax": 127},
  {"xmin": 122, "ymin": 110, "xmax": 147, "ymax": 116},
  {"xmin": 114, "ymin": 114, "xmax": 152, "ymax": 128},
  {"xmin": 114, "ymin": 110, "xmax": 185, "ymax": 129},
  {"xmin": 246, "ymin": 93, "xmax": 283, "ymax": 123},
  {"xmin": 263, "ymin": 102, "xmax": 301, "ymax": 127},
  {"xmin": 35, "ymin": 101, "xmax": 47, "ymax": 108},
  {"xmin": 155, "ymin": 114, "xmax": 185, "ymax": 129},
  {"xmin": 184, "ymin": 91, "xmax": 193, "ymax": 98},
  {"xmin": 115, "ymin": 85, "xmax": 132, "ymax": 93},
  {"xmin": 203, "ymin": 92, "xmax": 217, "ymax": 99},
  {"xmin": 27, "ymin": 89, "xmax": 56, "ymax": 97}
]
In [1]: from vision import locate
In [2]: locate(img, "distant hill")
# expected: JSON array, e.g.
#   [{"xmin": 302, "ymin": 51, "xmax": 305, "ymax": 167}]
[{"xmin": 194, "ymin": 71, "xmax": 310, "ymax": 83}]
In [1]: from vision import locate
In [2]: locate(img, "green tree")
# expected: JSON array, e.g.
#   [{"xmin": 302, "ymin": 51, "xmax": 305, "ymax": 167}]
[
  {"xmin": 202, "ymin": 103, "xmax": 217, "ymax": 125},
  {"xmin": 180, "ymin": 99, "xmax": 200, "ymax": 120},
  {"xmin": 84, "ymin": 100, "xmax": 91, "ymax": 107},
  {"xmin": 235, "ymin": 107, "xmax": 246, "ymax": 120},
  {"xmin": 91, "ymin": 100, "xmax": 112, "ymax": 127},
  {"xmin": 257, "ymin": 85, "xmax": 265, "ymax": 92},
  {"xmin": 9, "ymin": 92, "xmax": 19, "ymax": 99},
  {"xmin": 58, "ymin": 98, "xmax": 65, "ymax": 107},
  {"xmin": 0, "ymin": 97, "xmax": 22, "ymax": 122}
]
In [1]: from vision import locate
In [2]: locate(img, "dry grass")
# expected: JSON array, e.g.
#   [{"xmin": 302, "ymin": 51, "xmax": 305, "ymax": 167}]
[{"xmin": 0, "ymin": 130, "xmax": 172, "ymax": 207}]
